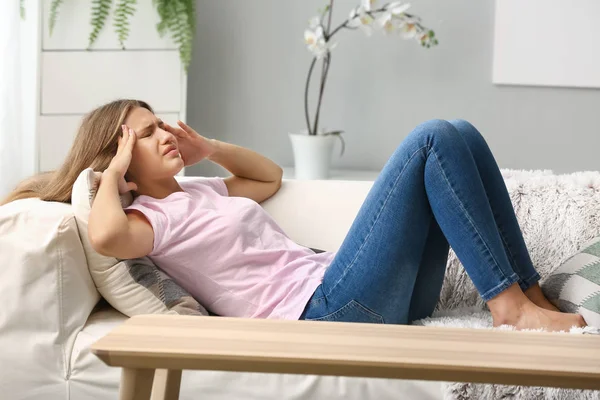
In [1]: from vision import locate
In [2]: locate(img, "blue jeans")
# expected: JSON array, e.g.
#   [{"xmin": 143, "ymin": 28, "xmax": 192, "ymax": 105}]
[{"xmin": 299, "ymin": 119, "xmax": 540, "ymax": 324}]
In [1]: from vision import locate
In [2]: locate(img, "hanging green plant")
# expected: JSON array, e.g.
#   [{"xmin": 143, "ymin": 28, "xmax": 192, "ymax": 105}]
[
  {"xmin": 21, "ymin": 0, "xmax": 195, "ymax": 71},
  {"xmin": 49, "ymin": 0, "xmax": 64, "ymax": 34},
  {"xmin": 89, "ymin": 0, "xmax": 112, "ymax": 48},
  {"xmin": 114, "ymin": 0, "xmax": 137, "ymax": 48}
]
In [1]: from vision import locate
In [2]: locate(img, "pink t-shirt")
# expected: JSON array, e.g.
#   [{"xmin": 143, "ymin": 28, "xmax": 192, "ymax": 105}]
[{"xmin": 124, "ymin": 177, "xmax": 334, "ymax": 320}]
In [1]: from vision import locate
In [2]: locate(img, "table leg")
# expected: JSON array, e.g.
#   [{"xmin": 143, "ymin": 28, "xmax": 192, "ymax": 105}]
[
  {"xmin": 151, "ymin": 369, "xmax": 182, "ymax": 400},
  {"xmin": 120, "ymin": 368, "xmax": 155, "ymax": 400}
]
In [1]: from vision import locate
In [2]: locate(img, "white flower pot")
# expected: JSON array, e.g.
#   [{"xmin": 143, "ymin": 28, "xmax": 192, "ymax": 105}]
[{"xmin": 288, "ymin": 132, "xmax": 337, "ymax": 180}]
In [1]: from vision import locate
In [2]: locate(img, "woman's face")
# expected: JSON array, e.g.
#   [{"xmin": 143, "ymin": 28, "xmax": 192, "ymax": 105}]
[{"xmin": 123, "ymin": 107, "xmax": 184, "ymax": 181}]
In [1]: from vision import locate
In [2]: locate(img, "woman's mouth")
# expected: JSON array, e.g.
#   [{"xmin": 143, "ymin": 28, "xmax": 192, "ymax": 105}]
[{"xmin": 163, "ymin": 145, "xmax": 179, "ymax": 157}]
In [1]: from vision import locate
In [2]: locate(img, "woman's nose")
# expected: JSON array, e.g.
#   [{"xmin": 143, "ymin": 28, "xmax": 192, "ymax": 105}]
[{"xmin": 159, "ymin": 128, "xmax": 176, "ymax": 144}]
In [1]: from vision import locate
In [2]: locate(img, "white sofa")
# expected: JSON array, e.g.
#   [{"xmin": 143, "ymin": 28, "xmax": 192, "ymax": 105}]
[
  {"xmin": 0, "ymin": 177, "xmax": 443, "ymax": 400},
  {"xmin": 2, "ymin": 171, "xmax": 600, "ymax": 400}
]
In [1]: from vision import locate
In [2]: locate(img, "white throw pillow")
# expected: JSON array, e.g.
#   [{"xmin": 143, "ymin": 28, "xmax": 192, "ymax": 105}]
[
  {"xmin": 542, "ymin": 236, "xmax": 600, "ymax": 327},
  {"xmin": 71, "ymin": 168, "xmax": 208, "ymax": 317}
]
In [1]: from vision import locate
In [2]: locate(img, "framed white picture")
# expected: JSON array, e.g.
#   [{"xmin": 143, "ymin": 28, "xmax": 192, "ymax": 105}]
[{"xmin": 493, "ymin": 0, "xmax": 600, "ymax": 88}]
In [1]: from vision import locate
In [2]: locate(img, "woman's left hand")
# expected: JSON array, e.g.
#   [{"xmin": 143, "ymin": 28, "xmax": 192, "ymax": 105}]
[{"xmin": 163, "ymin": 120, "xmax": 218, "ymax": 167}]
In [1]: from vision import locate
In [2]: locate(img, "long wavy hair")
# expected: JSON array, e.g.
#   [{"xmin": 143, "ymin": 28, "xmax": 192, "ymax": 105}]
[{"xmin": 1, "ymin": 99, "xmax": 152, "ymax": 205}]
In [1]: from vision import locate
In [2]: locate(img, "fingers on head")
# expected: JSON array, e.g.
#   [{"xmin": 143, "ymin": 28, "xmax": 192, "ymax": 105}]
[
  {"xmin": 177, "ymin": 120, "xmax": 192, "ymax": 133},
  {"xmin": 118, "ymin": 125, "xmax": 127, "ymax": 145}
]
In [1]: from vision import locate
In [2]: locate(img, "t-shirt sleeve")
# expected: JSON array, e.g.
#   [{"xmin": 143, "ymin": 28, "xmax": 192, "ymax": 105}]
[
  {"xmin": 190, "ymin": 177, "xmax": 229, "ymax": 196},
  {"xmin": 124, "ymin": 199, "xmax": 169, "ymax": 255}
]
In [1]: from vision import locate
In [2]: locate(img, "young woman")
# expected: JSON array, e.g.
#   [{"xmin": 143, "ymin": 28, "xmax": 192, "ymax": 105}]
[{"xmin": 3, "ymin": 99, "xmax": 586, "ymax": 331}]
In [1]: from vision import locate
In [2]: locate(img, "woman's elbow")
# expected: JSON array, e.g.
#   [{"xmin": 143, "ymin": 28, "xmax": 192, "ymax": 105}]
[{"xmin": 88, "ymin": 230, "xmax": 115, "ymax": 257}]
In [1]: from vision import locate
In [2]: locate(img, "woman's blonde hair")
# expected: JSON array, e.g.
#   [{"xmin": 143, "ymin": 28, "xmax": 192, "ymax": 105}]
[{"xmin": 1, "ymin": 99, "xmax": 153, "ymax": 205}]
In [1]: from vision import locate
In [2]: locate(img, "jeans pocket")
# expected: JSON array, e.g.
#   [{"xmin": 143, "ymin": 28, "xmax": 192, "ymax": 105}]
[{"xmin": 305, "ymin": 299, "xmax": 385, "ymax": 324}]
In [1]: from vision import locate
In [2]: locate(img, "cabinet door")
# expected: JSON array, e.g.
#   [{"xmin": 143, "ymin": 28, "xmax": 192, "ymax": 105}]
[
  {"xmin": 42, "ymin": 0, "xmax": 177, "ymax": 50},
  {"xmin": 41, "ymin": 51, "xmax": 181, "ymax": 115},
  {"xmin": 38, "ymin": 113, "xmax": 180, "ymax": 172}
]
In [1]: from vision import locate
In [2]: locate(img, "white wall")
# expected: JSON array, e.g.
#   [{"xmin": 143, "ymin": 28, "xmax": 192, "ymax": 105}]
[{"xmin": 186, "ymin": 0, "xmax": 600, "ymax": 177}]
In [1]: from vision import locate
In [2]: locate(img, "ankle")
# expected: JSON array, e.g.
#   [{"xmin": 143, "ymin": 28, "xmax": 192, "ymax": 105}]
[
  {"xmin": 524, "ymin": 283, "xmax": 545, "ymax": 303},
  {"xmin": 487, "ymin": 283, "xmax": 531, "ymax": 324}
]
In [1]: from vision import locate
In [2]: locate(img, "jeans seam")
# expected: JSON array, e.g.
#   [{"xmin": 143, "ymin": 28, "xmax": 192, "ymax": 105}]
[
  {"xmin": 325, "ymin": 145, "xmax": 430, "ymax": 297},
  {"xmin": 304, "ymin": 299, "xmax": 385, "ymax": 323},
  {"xmin": 429, "ymin": 148, "xmax": 514, "ymax": 284},
  {"xmin": 495, "ymin": 221, "xmax": 522, "ymax": 276}
]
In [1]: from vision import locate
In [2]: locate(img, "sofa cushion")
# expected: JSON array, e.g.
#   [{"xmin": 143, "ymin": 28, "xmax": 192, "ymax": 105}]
[
  {"xmin": 71, "ymin": 168, "xmax": 208, "ymax": 317},
  {"xmin": 542, "ymin": 236, "xmax": 600, "ymax": 327},
  {"xmin": 0, "ymin": 198, "xmax": 99, "ymax": 397}
]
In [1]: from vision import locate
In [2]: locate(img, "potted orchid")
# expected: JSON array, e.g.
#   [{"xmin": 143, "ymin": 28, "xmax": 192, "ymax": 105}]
[{"xmin": 290, "ymin": 0, "xmax": 438, "ymax": 179}]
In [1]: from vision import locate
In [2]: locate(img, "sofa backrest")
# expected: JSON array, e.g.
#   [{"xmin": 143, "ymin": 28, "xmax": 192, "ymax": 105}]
[
  {"xmin": 0, "ymin": 198, "xmax": 100, "ymax": 396},
  {"xmin": 261, "ymin": 179, "xmax": 374, "ymax": 251}
]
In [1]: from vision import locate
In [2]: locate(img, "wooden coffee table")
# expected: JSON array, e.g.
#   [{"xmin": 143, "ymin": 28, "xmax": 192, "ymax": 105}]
[{"xmin": 91, "ymin": 314, "xmax": 600, "ymax": 400}]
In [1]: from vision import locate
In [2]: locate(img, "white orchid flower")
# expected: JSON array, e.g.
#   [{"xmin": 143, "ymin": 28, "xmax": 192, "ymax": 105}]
[
  {"xmin": 375, "ymin": 2, "xmax": 411, "ymax": 34},
  {"xmin": 348, "ymin": 4, "xmax": 375, "ymax": 36},
  {"xmin": 361, "ymin": 0, "xmax": 377, "ymax": 12},
  {"xmin": 377, "ymin": 11, "xmax": 403, "ymax": 34},
  {"xmin": 304, "ymin": 26, "xmax": 336, "ymax": 59},
  {"xmin": 376, "ymin": 12, "xmax": 393, "ymax": 33},
  {"xmin": 399, "ymin": 20, "xmax": 418, "ymax": 38}
]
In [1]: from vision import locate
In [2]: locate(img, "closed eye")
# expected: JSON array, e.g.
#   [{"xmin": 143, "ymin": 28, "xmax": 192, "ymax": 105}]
[
  {"xmin": 140, "ymin": 123, "xmax": 156, "ymax": 138},
  {"xmin": 139, "ymin": 119, "xmax": 163, "ymax": 138}
]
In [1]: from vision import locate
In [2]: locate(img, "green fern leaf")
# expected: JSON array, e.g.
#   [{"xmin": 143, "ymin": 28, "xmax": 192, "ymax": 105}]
[
  {"xmin": 153, "ymin": 0, "xmax": 169, "ymax": 37},
  {"xmin": 49, "ymin": 0, "xmax": 64, "ymax": 35},
  {"xmin": 114, "ymin": 0, "xmax": 137, "ymax": 49},
  {"xmin": 167, "ymin": 0, "xmax": 195, "ymax": 71},
  {"xmin": 182, "ymin": 0, "xmax": 196, "ymax": 33},
  {"xmin": 88, "ymin": 0, "xmax": 113, "ymax": 49},
  {"xmin": 20, "ymin": 0, "xmax": 25, "ymax": 19},
  {"xmin": 152, "ymin": 0, "xmax": 195, "ymax": 70}
]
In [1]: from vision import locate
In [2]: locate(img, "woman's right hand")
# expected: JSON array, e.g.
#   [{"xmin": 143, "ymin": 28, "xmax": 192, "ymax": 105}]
[{"xmin": 104, "ymin": 125, "xmax": 138, "ymax": 194}]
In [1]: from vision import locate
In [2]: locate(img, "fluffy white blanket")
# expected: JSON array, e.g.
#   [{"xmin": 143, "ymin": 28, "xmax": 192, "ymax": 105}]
[{"xmin": 417, "ymin": 169, "xmax": 600, "ymax": 400}]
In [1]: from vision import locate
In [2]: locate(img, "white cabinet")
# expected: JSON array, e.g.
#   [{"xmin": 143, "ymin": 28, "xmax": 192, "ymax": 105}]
[
  {"xmin": 41, "ymin": 51, "xmax": 182, "ymax": 114},
  {"xmin": 32, "ymin": 0, "xmax": 187, "ymax": 173}
]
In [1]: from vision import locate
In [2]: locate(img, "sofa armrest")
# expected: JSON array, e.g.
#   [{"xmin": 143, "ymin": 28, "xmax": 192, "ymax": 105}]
[{"xmin": 0, "ymin": 199, "xmax": 100, "ymax": 387}]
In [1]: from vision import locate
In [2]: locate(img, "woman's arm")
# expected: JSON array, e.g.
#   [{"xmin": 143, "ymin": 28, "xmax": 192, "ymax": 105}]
[
  {"xmin": 88, "ymin": 170, "xmax": 154, "ymax": 259},
  {"xmin": 208, "ymin": 140, "xmax": 283, "ymax": 182},
  {"xmin": 208, "ymin": 140, "xmax": 283, "ymax": 203},
  {"xmin": 165, "ymin": 120, "xmax": 283, "ymax": 202}
]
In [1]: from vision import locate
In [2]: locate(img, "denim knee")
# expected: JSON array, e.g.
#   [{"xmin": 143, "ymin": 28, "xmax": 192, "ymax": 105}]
[
  {"xmin": 448, "ymin": 119, "xmax": 487, "ymax": 150},
  {"xmin": 408, "ymin": 119, "xmax": 463, "ymax": 150},
  {"xmin": 448, "ymin": 119, "xmax": 477, "ymax": 133}
]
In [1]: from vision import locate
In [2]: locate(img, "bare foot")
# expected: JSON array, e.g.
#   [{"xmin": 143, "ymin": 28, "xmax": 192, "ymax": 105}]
[
  {"xmin": 488, "ymin": 283, "xmax": 585, "ymax": 332},
  {"xmin": 524, "ymin": 284, "xmax": 559, "ymax": 312},
  {"xmin": 493, "ymin": 301, "xmax": 586, "ymax": 332}
]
